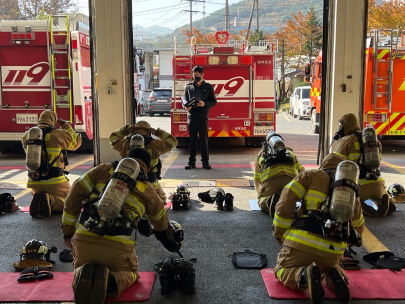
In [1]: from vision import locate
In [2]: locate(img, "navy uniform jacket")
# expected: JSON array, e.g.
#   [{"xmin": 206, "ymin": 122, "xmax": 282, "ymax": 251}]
[{"xmin": 184, "ymin": 81, "xmax": 217, "ymax": 119}]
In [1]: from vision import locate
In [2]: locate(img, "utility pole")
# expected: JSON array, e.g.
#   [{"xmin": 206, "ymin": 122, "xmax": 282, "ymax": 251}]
[
  {"xmin": 190, "ymin": 0, "xmax": 192, "ymax": 34},
  {"xmin": 256, "ymin": 0, "xmax": 259, "ymax": 31},
  {"xmin": 281, "ymin": 40, "xmax": 285, "ymax": 102},
  {"xmin": 203, "ymin": 0, "xmax": 205, "ymax": 28},
  {"xmin": 246, "ymin": 0, "xmax": 255, "ymax": 40},
  {"xmin": 225, "ymin": 0, "xmax": 229, "ymax": 31}
]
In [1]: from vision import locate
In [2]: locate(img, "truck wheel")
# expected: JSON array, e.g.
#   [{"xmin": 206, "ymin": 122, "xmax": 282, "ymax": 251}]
[
  {"xmin": 310, "ymin": 109, "xmax": 319, "ymax": 134},
  {"xmin": 149, "ymin": 112, "xmax": 154, "ymax": 117}
]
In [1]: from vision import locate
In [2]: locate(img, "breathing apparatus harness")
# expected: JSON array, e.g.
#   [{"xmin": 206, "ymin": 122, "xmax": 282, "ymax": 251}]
[
  {"xmin": 28, "ymin": 124, "xmax": 69, "ymax": 181},
  {"xmin": 79, "ymin": 161, "xmax": 149, "ymax": 237},
  {"xmin": 293, "ymin": 169, "xmax": 362, "ymax": 249},
  {"xmin": 350, "ymin": 131, "xmax": 381, "ymax": 180},
  {"xmin": 261, "ymin": 133, "xmax": 294, "ymax": 170}
]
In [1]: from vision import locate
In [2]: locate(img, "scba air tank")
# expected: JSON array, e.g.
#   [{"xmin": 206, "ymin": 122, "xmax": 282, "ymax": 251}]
[
  {"xmin": 130, "ymin": 134, "xmax": 145, "ymax": 149},
  {"xmin": 266, "ymin": 132, "xmax": 285, "ymax": 154},
  {"xmin": 329, "ymin": 160, "xmax": 359, "ymax": 223},
  {"xmin": 96, "ymin": 158, "xmax": 140, "ymax": 221},
  {"xmin": 25, "ymin": 127, "xmax": 43, "ymax": 172},
  {"xmin": 362, "ymin": 127, "xmax": 380, "ymax": 171}
]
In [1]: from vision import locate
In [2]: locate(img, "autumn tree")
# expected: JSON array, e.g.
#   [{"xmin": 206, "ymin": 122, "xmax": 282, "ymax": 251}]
[
  {"xmin": 270, "ymin": 8, "xmax": 322, "ymax": 103},
  {"xmin": 0, "ymin": 0, "xmax": 20, "ymax": 20},
  {"xmin": 0, "ymin": 0, "xmax": 78, "ymax": 20},
  {"xmin": 368, "ymin": 0, "xmax": 405, "ymax": 33},
  {"xmin": 249, "ymin": 29, "xmax": 266, "ymax": 43}
]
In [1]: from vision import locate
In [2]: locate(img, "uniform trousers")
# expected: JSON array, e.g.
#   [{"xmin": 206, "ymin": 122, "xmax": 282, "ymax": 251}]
[
  {"xmin": 274, "ymin": 246, "xmax": 348, "ymax": 291},
  {"xmin": 188, "ymin": 117, "xmax": 209, "ymax": 161},
  {"xmin": 257, "ymin": 175, "xmax": 293, "ymax": 212},
  {"xmin": 30, "ymin": 180, "xmax": 70, "ymax": 212},
  {"xmin": 72, "ymin": 236, "xmax": 139, "ymax": 298}
]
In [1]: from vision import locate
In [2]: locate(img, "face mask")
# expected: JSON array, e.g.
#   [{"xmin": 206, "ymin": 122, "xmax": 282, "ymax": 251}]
[
  {"xmin": 194, "ymin": 76, "xmax": 201, "ymax": 83},
  {"xmin": 333, "ymin": 123, "xmax": 345, "ymax": 140}
]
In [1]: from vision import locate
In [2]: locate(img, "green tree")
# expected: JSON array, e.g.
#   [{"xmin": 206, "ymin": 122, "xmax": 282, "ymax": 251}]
[
  {"xmin": 302, "ymin": 6, "xmax": 322, "ymax": 62},
  {"xmin": 249, "ymin": 29, "xmax": 266, "ymax": 43}
]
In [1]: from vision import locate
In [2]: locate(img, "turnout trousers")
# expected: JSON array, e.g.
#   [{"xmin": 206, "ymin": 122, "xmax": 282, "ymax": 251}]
[
  {"xmin": 188, "ymin": 117, "xmax": 209, "ymax": 161},
  {"xmin": 359, "ymin": 180, "xmax": 395, "ymax": 216},
  {"xmin": 29, "ymin": 180, "xmax": 70, "ymax": 212},
  {"xmin": 71, "ymin": 236, "xmax": 139, "ymax": 298},
  {"xmin": 257, "ymin": 175, "xmax": 293, "ymax": 212},
  {"xmin": 273, "ymin": 246, "xmax": 348, "ymax": 291}
]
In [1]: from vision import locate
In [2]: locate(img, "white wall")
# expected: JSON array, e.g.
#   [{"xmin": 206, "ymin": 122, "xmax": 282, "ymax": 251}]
[{"xmin": 158, "ymin": 50, "xmax": 173, "ymax": 88}]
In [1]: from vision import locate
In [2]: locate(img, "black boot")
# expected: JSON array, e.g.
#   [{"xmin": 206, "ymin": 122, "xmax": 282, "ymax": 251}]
[
  {"xmin": 328, "ymin": 267, "xmax": 351, "ymax": 304},
  {"xmin": 215, "ymin": 192, "xmax": 224, "ymax": 210},
  {"xmin": 185, "ymin": 159, "xmax": 196, "ymax": 170},
  {"xmin": 202, "ymin": 159, "xmax": 211, "ymax": 169},
  {"xmin": 224, "ymin": 193, "xmax": 234, "ymax": 210},
  {"xmin": 300, "ymin": 265, "xmax": 324, "ymax": 304},
  {"xmin": 377, "ymin": 194, "xmax": 389, "ymax": 217},
  {"xmin": 74, "ymin": 264, "xmax": 95, "ymax": 304}
]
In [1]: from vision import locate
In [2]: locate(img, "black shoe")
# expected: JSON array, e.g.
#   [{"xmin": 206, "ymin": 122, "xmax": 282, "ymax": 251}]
[
  {"xmin": 377, "ymin": 194, "xmax": 389, "ymax": 218},
  {"xmin": 202, "ymin": 160, "xmax": 211, "ymax": 169},
  {"xmin": 185, "ymin": 161, "xmax": 196, "ymax": 170},
  {"xmin": 361, "ymin": 201, "xmax": 378, "ymax": 217},
  {"xmin": 89, "ymin": 265, "xmax": 108, "ymax": 304},
  {"xmin": 215, "ymin": 192, "xmax": 224, "ymax": 210},
  {"xmin": 301, "ymin": 265, "xmax": 324, "ymax": 304},
  {"xmin": 328, "ymin": 267, "xmax": 351, "ymax": 304},
  {"xmin": 387, "ymin": 201, "xmax": 396, "ymax": 215},
  {"xmin": 38, "ymin": 193, "xmax": 51, "ymax": 217},
  {"xmin": 224, "ymin": 193, "xmax": 234, "ymax": 210},
  {"xmin": 74, "ymin": 263, "xmax": 95, "ymax": 304},
  {"xmin": 29, "ymin": 193, "xmax": 41, "ymax": 218}
]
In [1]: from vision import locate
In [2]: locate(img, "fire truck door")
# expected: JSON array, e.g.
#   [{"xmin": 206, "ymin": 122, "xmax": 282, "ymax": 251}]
[
  {"xmin": 0, "ymin": 47, "xmax": 51, "ymax": 109},
  {"xmin": 206, "ymin": 66, "xmax": 251, "ymax": 119}
]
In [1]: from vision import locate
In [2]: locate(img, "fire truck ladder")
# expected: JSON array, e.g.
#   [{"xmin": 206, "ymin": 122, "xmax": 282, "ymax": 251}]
[
  {"xmin": 50, "ymin": 15, "xmax": 73, "ymax": 122},
  {"xmin": 371, "ymin": 29, "xmax": 399, "ymax": 111},
  {"xmin": 172, "ymin": 36, "xmax": 194, "ymax": 110}
]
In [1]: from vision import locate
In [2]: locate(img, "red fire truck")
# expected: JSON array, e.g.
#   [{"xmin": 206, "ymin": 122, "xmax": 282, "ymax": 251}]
[
  {"xmin": 308, "ymin": 30, "xmax": 405, "ymax": 136},
  {"xmin": 364, "ymin": 30, "xmax": 405, "ymax": 136},
  {"xmin": 0, "ymin": 14, "xmax": 92, "ymax": 152},
  {"xmin": 171, "ymin": 33, "xmax": 278, "ymax": 146}
]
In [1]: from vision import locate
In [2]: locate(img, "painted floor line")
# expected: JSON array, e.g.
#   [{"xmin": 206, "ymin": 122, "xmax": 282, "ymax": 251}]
[
  {"xmin": 282, "ymin": 113, "xmax": 291, "ymax": 122},
  {"xmin": 161, "ymin": 151, "xmax": 180, "ymax": 178},
  {"xmin": 362, "ymin": 226, "xmax": 389, "ymax": 253}
]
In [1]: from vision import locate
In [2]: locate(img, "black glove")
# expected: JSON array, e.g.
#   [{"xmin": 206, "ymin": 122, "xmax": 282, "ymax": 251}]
[
  {"xmin": 137, "ymin": 217, "xmax": 153, "ymax": 237},
  {"xmin": 154, "ymin": 221, "xmax": 184, "ymax": 256},
  {"xmin": 36, "ymin": 267, "xmax": 53, "ymax": 280},
  {"xmin": 17, "ymin": 268, "xmax": 37, "ymax": 282}
]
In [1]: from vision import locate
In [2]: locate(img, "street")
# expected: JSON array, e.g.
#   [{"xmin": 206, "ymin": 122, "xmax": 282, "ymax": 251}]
[{"xmin": 0, "ymin": 113, "xmax": 404, "ymax": 304}]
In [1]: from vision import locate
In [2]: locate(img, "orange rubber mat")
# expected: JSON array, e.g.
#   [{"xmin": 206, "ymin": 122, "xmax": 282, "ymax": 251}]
[
  {"xmin": 0, "ymin": 272, "xmax": 155, "ymax": 302},
  {"xmin": 262, "ymin": 268, "xmax": 405, "ymax": 300}
]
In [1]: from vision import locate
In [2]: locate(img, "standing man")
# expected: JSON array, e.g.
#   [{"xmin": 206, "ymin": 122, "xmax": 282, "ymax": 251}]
[
  {"xmin": 184, "ymin": 66, "xmax": 217, "ymax": 170},
  {"xmin": 21, "ymin": 111, "xmax": 82, "ymax": 217}
]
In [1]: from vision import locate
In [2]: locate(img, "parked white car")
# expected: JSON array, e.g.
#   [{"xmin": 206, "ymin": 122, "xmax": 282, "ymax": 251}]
[{"xmin": 290, "ymin": 86, "xmax": 311, "ymax": 120}]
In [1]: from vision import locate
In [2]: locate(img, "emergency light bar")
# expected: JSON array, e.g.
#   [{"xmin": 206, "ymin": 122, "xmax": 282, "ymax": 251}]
[{"xmin": 194, "ymin": 56, "xmax": 206, "ymax": 65}]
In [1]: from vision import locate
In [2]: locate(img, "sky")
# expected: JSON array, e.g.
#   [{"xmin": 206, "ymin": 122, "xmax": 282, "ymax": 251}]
[{"xmin": 76, "ymin": 0, "xmax": 242, "ymax": 30}]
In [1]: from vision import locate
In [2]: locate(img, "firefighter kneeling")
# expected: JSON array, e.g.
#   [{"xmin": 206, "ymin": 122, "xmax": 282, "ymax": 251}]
[
  {"xmin": 21, "ymin": 110, "xmax": 82, "ymax": 217},
  {"xmin": 273, "ymin": 154, "xmax": 364, "ymax": 304},
  {"xmin": 61, "ymin": 148, "xmax": 183, "ymax": 304},
  {"xmin": 254, "ymin": 132, "xmax": 304, "ymax": 215},
  {"xmin": 333, "ymin": 113, "xmax": 396, "ymax": 217}
]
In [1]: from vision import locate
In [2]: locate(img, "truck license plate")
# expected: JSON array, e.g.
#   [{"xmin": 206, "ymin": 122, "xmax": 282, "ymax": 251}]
[
  {"xmin": 253, "ymin": 126, "xmax": 274, "ymax": 135},
  {"xmin": 16, "ymin": 114, "xmax": 38, "ymax": 124}
]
